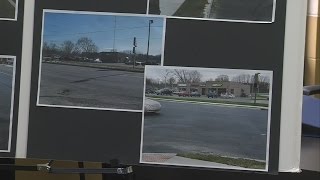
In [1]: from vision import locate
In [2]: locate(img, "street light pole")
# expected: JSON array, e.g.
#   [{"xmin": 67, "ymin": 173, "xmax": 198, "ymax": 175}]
[
  {"xmin": 146, "ymin": 20, "xmax": 153, "ymax": 65},
  {"xmin": 254, "ymin": 73, "xmax": 260, "ymax": 104}
]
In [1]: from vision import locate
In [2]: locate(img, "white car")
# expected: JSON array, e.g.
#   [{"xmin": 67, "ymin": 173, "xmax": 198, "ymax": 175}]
[
  {"xmin": 221, "ymin": 93, "xmax": 235, "ymax": 99},
  {"xmin": 144, "ymin": 98, "xmax": 161, "ymax": 113}
]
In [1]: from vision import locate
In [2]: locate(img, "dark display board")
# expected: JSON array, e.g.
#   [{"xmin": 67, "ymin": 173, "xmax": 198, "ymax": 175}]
[
  {"xmin": 27, "ymin": 0, "xmax": 287, "ymax": 175},
  {"xmin": 0, "ymin": 0, "xmax": 24, "ymax": 158}
]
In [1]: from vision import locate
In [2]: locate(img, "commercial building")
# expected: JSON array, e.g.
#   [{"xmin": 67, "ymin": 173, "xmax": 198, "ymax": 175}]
[{"xmin": 178, "ymin": 81, "xmax": 251, "ymax": 97}]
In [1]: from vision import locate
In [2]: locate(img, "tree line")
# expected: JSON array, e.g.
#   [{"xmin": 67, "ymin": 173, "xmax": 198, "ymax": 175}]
[
  {"xmin": 43, "ymin": 37, "xmax": 98, "ymax": 57},
  {"xmin": 43, "ymin": 37, "xmax": 162, "ymax": 63},
  {"xmin": 146, "ymin": 69, "xmax": 270, "ymax": 92}
]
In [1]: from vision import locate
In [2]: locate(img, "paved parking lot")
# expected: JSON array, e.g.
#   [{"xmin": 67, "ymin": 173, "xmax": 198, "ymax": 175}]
[
  {"xmin": 0, "ymin": 64, "xmax": 14, "ymax": 150},
  {"xmin": 142, "ymin": 99, "xmax": 269, "ymax": 161}
]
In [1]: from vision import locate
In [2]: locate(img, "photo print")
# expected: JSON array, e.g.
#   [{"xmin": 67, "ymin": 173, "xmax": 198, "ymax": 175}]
[
  {"xmin": 0, "ymin": 55, "xmax": 16, "ymax": 152},
  {"xmin": 140, "ymin": 66, "xmax": 273, "ymax": 171},
  {"xmin": 148, "ymin": 0, "xmax": 276, "ymax": 23},
  {"xmin": 0, "ymin": 0, "xmax": 18, "ymax": 21},
  {"xmin": 37, "ymin": 10, "xmax": 166, "ymax": 112}
]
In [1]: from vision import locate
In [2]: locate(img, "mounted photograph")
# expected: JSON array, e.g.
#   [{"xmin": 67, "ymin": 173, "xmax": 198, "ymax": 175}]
[
  {"xmin": 0, "ymin": 0, "xmax": 18, "ymax": 21},
  {"xmin": 148, "ymin": 0, "xmax": 276, "ymax": 23},
  {"xmin": 37, "ymin": 10, "xmax": 166, "ymax": 112},
  {"xmin": 0, "ymin": 55, "xmax": 15, "ymax": 152},
  {"xmin": 140, "ymin": 66, "xmax": 273, "ymax": 171}
]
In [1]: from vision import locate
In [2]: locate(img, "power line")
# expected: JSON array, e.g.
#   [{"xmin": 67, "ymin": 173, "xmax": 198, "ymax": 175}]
[
  {"xmin": 44, "ymin": 25, "xmax": 164, "ymax": 37},
  {"xmin": 45, "ymin": 37, "xmax": 163, "ymax": 44}
]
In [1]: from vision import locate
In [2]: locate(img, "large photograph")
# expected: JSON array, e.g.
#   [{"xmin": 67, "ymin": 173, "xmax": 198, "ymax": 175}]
[
  {"xmin": 37, "ymin": 10, "xmax": 166, "ymax": 112},
  {"xmin": 0, "ymin": 55, "xmax": 15, "ymax": 152},
  {"xmin": 0, "ymin": 0, "xmax": 18, "ymax": 21},
  {"xmin": 148, "ymin": 0, "xmax": 276, "ymax": 23},
  {"xmin": 140, "ymin": 66, "xmax": 273, "ymax": 171}
]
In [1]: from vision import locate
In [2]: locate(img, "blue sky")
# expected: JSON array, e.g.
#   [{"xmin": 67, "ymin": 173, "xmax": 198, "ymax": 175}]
[{"xmin": 43, "ymin": 12, "xmax": 165, "ymax": 55}]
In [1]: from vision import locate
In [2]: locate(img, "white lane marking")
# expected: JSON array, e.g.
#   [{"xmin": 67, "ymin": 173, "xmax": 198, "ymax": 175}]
[
  {"xmin": 149, "ymin": 97, "xmax": 269, "ymax": 110},
  {"xmin": 7, "ymin": 0, "xmax": 16, "ymax": 8}
]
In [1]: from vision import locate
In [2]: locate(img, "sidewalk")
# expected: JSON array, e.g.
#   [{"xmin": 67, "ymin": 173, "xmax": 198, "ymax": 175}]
[{"xmin": 142, "ymin": 153, "xmax": 241, "ymax": 169}]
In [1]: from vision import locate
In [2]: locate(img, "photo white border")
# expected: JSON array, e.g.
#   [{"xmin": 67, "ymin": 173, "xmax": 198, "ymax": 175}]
[
  {"xmin": 0, "ymin": 55, "xmax": 16, "ymax": 153},
  {"xmin": 147, "ymin": 0, "xmax": 277, "ymax": 24},
  {"xmin": 36, "ymin": 9, "xmax": 167, "ymax": 113},
  {"xmin": 139, "ymin": 65, "xmax": 274, "ymax": 172},
  {"xmin": 0, "ymin": 0, "xmax": 19, "ymax": 21}
]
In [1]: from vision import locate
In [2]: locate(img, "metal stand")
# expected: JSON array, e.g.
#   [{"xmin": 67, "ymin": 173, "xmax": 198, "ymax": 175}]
[{"xmin": 0, "ymin": 160, "xmax": 133, "ymax": 176}]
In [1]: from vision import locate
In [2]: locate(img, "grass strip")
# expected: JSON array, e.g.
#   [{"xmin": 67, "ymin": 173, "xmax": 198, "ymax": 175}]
[
  {"xmin": 174, "ymin": 0, "xmax": 208, "ymax": 18},
  {"xmin": 147, "ymin": 95, "xmax": 269, "ymax": 107},
  {"xmin": 177, "ymin": 153, "xmax": 266, "ymax": 169}
]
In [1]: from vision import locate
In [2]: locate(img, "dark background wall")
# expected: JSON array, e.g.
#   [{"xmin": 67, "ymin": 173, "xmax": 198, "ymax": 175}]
[
  {"xmin": 27, "ymin": 0, "xmax": 286, "ymax": 177},
  {"xmin": 0, "ymin": 0, "xmax": 24, "ymax": 158}
]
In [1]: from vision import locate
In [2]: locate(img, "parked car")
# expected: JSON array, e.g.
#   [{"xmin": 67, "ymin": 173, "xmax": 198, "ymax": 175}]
[
  {"xmin": 124, "ymin": 60, "xmax": 134, "ymax": 65},
  {"xmin": 156, "ymin": 88, "xmax": 173, "ymax": 95},
  {"xmin": 94, "ymin": 58, "xmax": 102, "ymax": 63},
  {"xmin": 144, "ymin": 98, "xmax": 161, "ymax": 113},
  {"xmin": 177, "ymin": 91, "xmax": 190, "ymax": 97},
  {"xmin": 145, "ymin": 88, "xmax": 156, "ymax": 94},
  {"xmin": 221, "ymin": 93, "xmax": 235, "ymax": 99},
  {"xmin": 208, "ymin": 91, "xmax": 218, "ymax": 98},
  {"xmin": 190, "ymin": 92, "xmax": 201, "ymax": 97}
]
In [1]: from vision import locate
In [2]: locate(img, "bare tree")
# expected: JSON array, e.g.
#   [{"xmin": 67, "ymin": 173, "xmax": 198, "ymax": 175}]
[
  {"xmin": 146, "ymin": 78, "xmax": 153, "ymax": 86},
  {"xmin": 76, "ymin": 37, "xmax": 98, "ymax": 54},
  {"xmin": 42, "ymin": 42, "xmax": 59, "ymax": 57},
  {"xmin": 161, "ymin": 70, "xmax": 174, "ymax": 88},
  {"xmin": 188, "ymin": 70, "xmax": 201, "ymax": 83},
  {"xmin": 259, "ymin": 75, "xmax": 270, "ymax": 83},
  {"xmin": 168, "ymin": 77, "xmax": 176, "ymax": 88},
  {"xmin": 232, "ymin": 74, "xmax": 252, "ymax": 84},
  {"xmin": 61, "ymin": 40, "xmax": 76, "ymax": 56},
  {"xmin": 215, "ymin": 75, "xmax": 229, "ymax": 82},
  {"xmin": 173, "ymin": 69, "xmax": 202, "ymax": 83}
]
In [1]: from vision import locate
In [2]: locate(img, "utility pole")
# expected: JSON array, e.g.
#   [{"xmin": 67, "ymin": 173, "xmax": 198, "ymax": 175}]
[
  {"xmin": 132, "ymin": 37, "xmax": 137, "ymax": 69},
  {"xmin": 113, "ymin": 16, "xmax": 116, "ymax": 53},
  {"xmin": 254, "ymin": 73, "xmax": 260, "ymax": 104},
  {"xmin": 146, "ymin": 20, "xmax": 153, "ymax": 65}
]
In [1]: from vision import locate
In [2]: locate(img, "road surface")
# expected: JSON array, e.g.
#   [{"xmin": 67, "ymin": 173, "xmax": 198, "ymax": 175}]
[
  {"xmin": 210, "ymin": 0, "xmax": 274, "ymax": 21},
  {"xmin": 142, "ymin": 100, "xmax": 269, "ymax": 160},
  {"xmin": 159, "ymin": 0, "xmax": 185, "ymax": 16},
  {"xmin": 0, "ymin": 64, "xmax": 14, "ymax": 151},
  {"xmin": 0, "ymin": 0, "xmax": 16, "ymax": 19},
  {"xmin": 39, "ymin": 63, "xmax": 144, "ymax": 110}
]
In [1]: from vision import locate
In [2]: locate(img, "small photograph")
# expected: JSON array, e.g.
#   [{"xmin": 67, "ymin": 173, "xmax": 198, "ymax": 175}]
[
  {"xmin": 0, "ymin": 55, "xmax": 15, "ymax": 152},
  {"xmin": 148, "ymin": 0, "xmax": 276, "ymax": 23},
  {"xmin": 140, "ymin": 66, "xmax": 273, "ymax": 171},
  {"xmin": 0, "ymin": 0, "xmax": 18, "ymax": 21},
  {"xmin": 37, "ymin": 10, "xmax": 166, "ymax": 112}
]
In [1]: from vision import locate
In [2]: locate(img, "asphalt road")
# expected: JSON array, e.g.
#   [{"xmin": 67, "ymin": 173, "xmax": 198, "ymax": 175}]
[
  {"xmin": 210, "ymin": 0, "xmax": 274, "ymax": 21},
  {"xmin": 142, "ymin": 100, "xmax": 269, "ymax": 160},
  {"xmin": 0, "ymin": 0, "xmax": 16, "ymax": 19},
  {"xmin": 39, "ymin": 63, "xmax": 144, "ymax": 110},
  {"xmin": 0, "ymin": 65, "xmax": 14, "ymax": 151},
  {"xmin": 159, "ymin": 0, "xmax": 185, "ymax": 16}
]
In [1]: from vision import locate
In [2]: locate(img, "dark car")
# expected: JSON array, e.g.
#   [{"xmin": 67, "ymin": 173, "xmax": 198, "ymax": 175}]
[
  {"xmin": 190, "ymin": 92, "xmax": 201, "ymax": 97},
  {"xmin": 156, "ymin": 88, "xmax": 173, "ymax": 95},
  {"xmin": 178, "ymin": 91, "xmax": 190, "ymax": 97},
  {"xmin": 145, "ymin": 88, "xmax": 156, "ymax": 94},
  {"xmin": 208, "ymin": 91, "xmax": 218, "ymax": 98}
]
